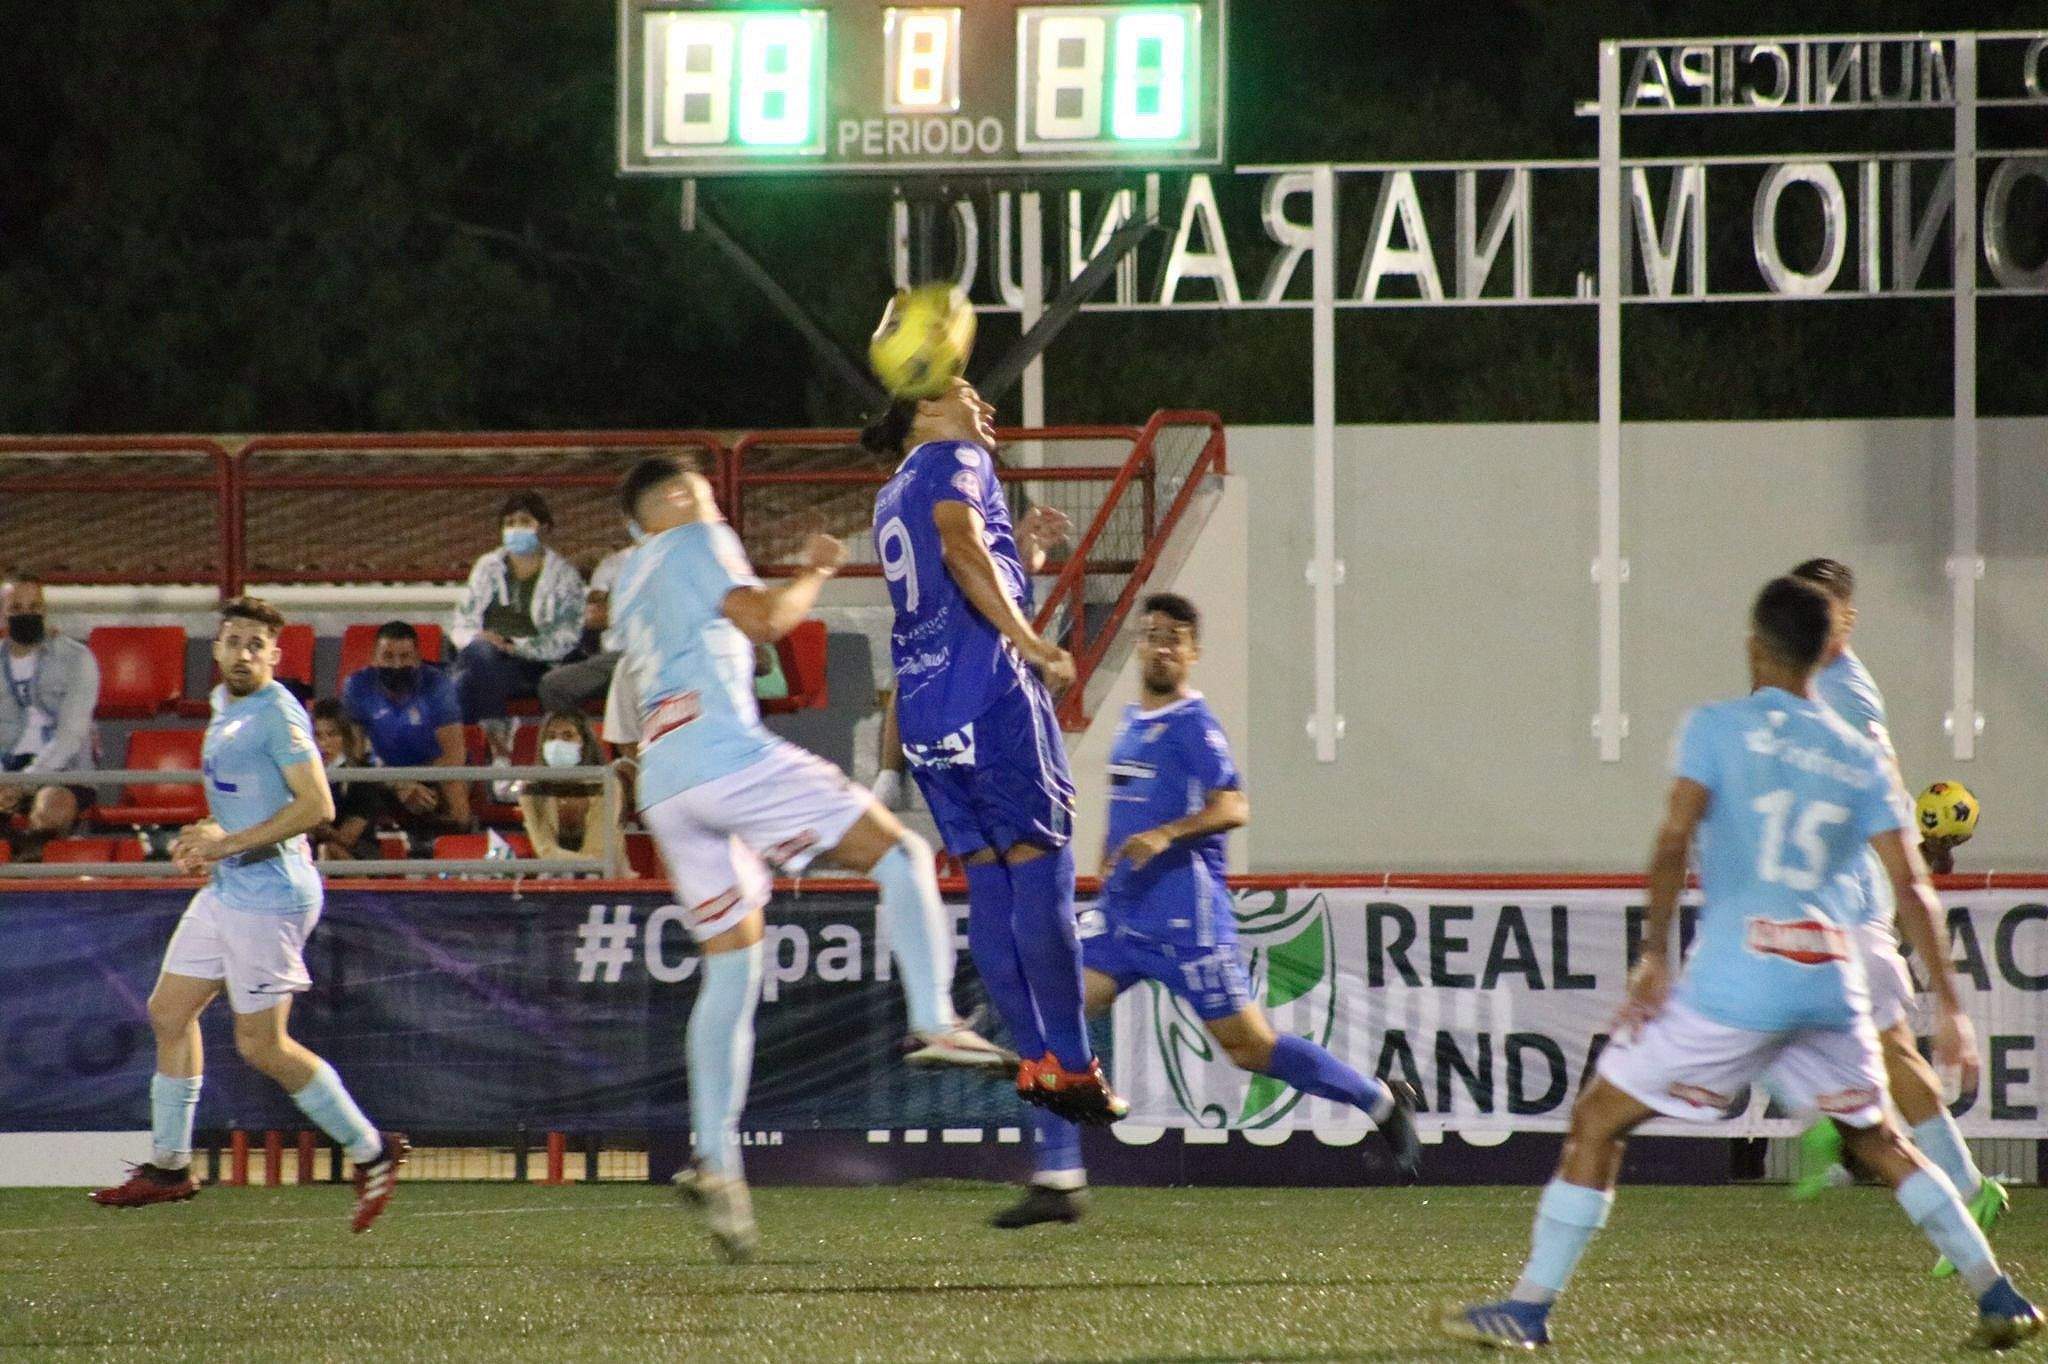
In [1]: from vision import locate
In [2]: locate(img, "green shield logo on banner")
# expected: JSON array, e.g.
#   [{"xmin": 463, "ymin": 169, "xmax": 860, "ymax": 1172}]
[{"xmin": 1148, "ymin": 889, "xmax": 1339, "ymax": 1129}]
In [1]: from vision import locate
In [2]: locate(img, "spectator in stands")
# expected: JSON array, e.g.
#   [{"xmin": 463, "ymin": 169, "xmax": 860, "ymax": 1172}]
[
  {"xmin": 309, "ymin": 700, "xmax": 389, "ymax": 862},
  {"xmin": 341, "ymin": 621, "xmax": 471, "ymax": 836},
  {"xmin": 517, "ymin": 709, "xmax": 614, "ymax": 866},
  {"xmin": 0, "ymin": 572, "xmax": 100, "ymax": 853},
  {"xmin": 451, "ymin": 492, "xmax": 585, "ymax": 766},
  {"xmin": 536, "ymin": 540, "xmax": 631, "ymax": 717}
]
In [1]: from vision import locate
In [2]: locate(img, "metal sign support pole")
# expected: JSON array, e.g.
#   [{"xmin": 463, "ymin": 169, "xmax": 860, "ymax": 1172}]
[
  {"xmin": 1949, "ymin": 35, "xmax": 1983, "ymax": 760},
  {"xmin": 1307, "ymin": 163, "xmax": 1343, "ymax": 762},
  {"xmin": 1594, "ymin": 42, "xmax": 1628, "ymax": 763}
]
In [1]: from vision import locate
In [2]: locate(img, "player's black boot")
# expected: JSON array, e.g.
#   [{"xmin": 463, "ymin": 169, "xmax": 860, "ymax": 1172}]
[
  {"xmin": 991, "ymin": 1183, "xmax": 1086, "ymax": 1229},
  {"xmin": 1376, "ymin": 1079, "xmax": 1422, "ymax": 1181}
]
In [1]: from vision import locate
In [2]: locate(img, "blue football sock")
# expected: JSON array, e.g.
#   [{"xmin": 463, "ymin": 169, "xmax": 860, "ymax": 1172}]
[
  {"xmin": 288, "ymin": 1060, "xmax": 382, "ymax": 1164},
  {"xmin": 1005, "ymin": 845, "xmax": 1090, "ymax": 1070},
  {"xmin": 1910, "ymin": 1113, "xmax": 1985, "ymax": 1202},
  {"xmin": 873, "ymin": 834, "xmax": 957, "ymax": 1035},
  {"xmin": 1897, "ymin": 1168, "xmax": 2001, "ymax": 1296},
  {"xmin": 688, "ymin": 943, "xmax": 763, "ymax": 1181},
  {"xmin": 150, "ymin": 1073, "xmax": 202, "ymax": 1170},
  {"xmin": 1263, "ymin": 1034, "xmax": 1394, "ymax": 1121},
  {"xmin": 965, "ymin": 860, "xmax": 1046, "ymax": 1061},
  {"xmin": 1031, "ymin": 1109, "xmax": 1085, "ymax": 1189},
  {"xmin": 1511, "ymin": 1178, "xmax": 1614, "ymax": 1304}
]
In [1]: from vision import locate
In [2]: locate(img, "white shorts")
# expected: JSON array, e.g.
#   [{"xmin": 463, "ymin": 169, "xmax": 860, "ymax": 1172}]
[
  {"xmin": 160, "ymin": 887, "xmax": 320, "ymax": 1015},
  {"xmin": 642, "ymin": 741, "xmax": 869, "ymax": 943},
  {"xmin": 1597, "ymin": 999, "xmax": 1887, "ymax": 1129},
  {"xmin": 1859, "ymin": 920, "xmax": 1915, "ymax": 1031}
]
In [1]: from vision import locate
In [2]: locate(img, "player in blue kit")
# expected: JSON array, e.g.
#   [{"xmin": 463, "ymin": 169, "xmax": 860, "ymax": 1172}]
[
  {"xmin": 1784, "ymin": 560, "xmax": 2008, "ymax": 1272},
  {"xmin": 612, "ymin": 454, "xmax": 1005, "ymax": 1261},
  {"xmin": 91, "ymin": 598, "xmax": 406, "ymax": 1233},
  {"xmin": 1446, "ymin": 577, "xmax": 2040, "ymax": 1351},
  {"xmin": 863, "ymin": 378, "xmax": 1125, "ymax": 1124},
  {"xmin": 993, "ymin": 594, "xmax": 1419, "ymax": 1227}
]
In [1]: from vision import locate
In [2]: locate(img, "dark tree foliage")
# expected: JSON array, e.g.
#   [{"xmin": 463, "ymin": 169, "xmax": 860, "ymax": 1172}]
[{"xmin": 0, "ymin": 0, "xmax": 2039, "ymax": 431}]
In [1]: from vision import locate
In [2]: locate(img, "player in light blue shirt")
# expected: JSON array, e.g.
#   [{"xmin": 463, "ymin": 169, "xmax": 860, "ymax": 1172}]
[
  {"xmin": 1449, "ymin": 575, "xmax": 2038, "ymax": 1352},
  {"xmin": 865, "ymin": 378, "xmax": 1126, "ymax": 1128},
  {"xmin": 613, "ymin": 454, "xmax": 1004, "ymax": 1260},
  {"xmin": 995, "ymin": 594, "xmax": 1418, "ymax": 1229},
  {"xmin": 93, "ymin": 598, "xmax": 404, "ymax": 1234},
  {"xmin": 1787, "ymin": 558, "xmax": 2007, "ymax": 1265}
]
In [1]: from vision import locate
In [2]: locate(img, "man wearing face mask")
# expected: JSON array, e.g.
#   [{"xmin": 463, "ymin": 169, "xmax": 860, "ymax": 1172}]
[
  {"xmin": 0, "ymin": 572, "xmax": 101, "ymax": 854},
  {"xmin": 340, "ymin": 620, "xmax": 470, "ymax": 840},
  {"xmin": 450, "ymin": 491, "xmax": 586, "ymax": 765}
]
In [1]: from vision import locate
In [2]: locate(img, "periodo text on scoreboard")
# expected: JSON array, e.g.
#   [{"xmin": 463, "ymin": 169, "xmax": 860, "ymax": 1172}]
[{"xmin": 617, "ymin": 0, "xmax": 1228, "ymax": 175}]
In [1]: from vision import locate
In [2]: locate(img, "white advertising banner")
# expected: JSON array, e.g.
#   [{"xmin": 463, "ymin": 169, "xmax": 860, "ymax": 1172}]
[{"xmin": 1108, "ymin": 886, "xmax": 2048, "ymax": 1138}]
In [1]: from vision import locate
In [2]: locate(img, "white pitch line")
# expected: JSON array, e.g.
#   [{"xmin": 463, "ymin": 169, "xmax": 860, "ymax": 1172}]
[{"xmin": 0, "ymin": 1198, "xmax": 671, "ymax": 1238}]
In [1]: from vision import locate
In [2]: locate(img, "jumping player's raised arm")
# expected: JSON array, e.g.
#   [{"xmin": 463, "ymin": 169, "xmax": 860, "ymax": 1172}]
[
  {"xmin": 932, "ymin": 500, "xmax": 1074, "ymax": 692},
  {"xmin": 719, "ymin": 529, "xmax": 845, "ymax": 645}
]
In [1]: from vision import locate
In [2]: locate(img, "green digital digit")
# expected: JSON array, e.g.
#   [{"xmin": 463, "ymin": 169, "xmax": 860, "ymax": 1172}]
[
  {"xmin": 1111, "ymin": 11, "xmax": 1189, "ymax": 141},
  {"xmin": 736, "ymin": 12, "xmax": 820, "ymax": 146}
]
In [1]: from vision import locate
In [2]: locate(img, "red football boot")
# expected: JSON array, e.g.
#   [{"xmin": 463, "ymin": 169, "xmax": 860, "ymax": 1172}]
[
  {"xmin": 90, "ymin": 1162, "xmax": 199, "ymax": 1208},
  {"xmin": 350, "ymin": 1132, "xmax": 409, "ymax": 1234},
  {"xmin": 1019, "ymin": 1054, "xmax": 1129, "ymax": 1125}
]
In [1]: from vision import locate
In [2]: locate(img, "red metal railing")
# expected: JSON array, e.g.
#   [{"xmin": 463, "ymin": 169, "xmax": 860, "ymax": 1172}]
[
  {"xmin": 236, "ymin": 431, "xmax": 731, "ymax": 592},
  {"xmin": 1032, "ymin": 411, "xmax": 1228, "ymax": 725},
  {"xmin": 0, "ymin": 437, "xmax": 237, "ymax": 590},
  {"xmin": 727, "ymin": 424, "xmax": 1146, "ymax": 576}
]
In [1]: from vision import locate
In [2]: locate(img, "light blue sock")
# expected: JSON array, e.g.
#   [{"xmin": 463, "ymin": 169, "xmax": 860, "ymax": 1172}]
[
  {"xmin": 1911, "ymin": 1113, "xmax": 1985, "ymax": 1202},
  {"xmin": 874, "ymin": 835, "xmax": 956, "ymax": 1035},
  {"xmin": 1897, "ymin": 1168, "xmax": 2001, "ymax": 1296},
  {"xmin": 1263, "ymin": 1034, "xmax": 1394, "ymax": 1121},
  {"xmin": 288, "ymin": 1060, "xmax": 381, "ymax": 1164},
  {"xmin": 689, "ymin": 942, "xmax": 764, "ymax": 1181},
  {"xmin": 1511, "ymin": 1178, "xmax": 1615, "ymax": 1304},
  {"xmin": 1031, "ymin": 1109, "xmax": 1084, "ymax": 1189},
  {"xmin": 150, "ymin": 1073, "xmax": 202, "ymax": 1170}
]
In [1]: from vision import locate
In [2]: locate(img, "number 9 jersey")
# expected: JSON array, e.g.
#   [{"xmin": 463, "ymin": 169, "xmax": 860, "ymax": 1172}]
[
  {"xmin": 1670, "ymin": 685, "xmax": 1911, "ymax": 1033},
  {"xmin": 872, "ymin": 439, "xmax": 1035, "ymax": 746}
]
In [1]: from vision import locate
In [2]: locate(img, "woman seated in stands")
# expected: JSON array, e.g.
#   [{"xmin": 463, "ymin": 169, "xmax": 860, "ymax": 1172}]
[
  {"xmin": 517, "ymin": 709, "xmax": 613, "ymax": 866},
  {"xmin": 310, "ymin": 700, "xmax": 390, "ymax": 862}
]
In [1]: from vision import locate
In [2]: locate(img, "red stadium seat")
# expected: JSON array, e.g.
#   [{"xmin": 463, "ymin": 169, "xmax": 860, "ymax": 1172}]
[
  {"xmin": 88, "ymin": 627, "xmax": 187, "ymax": 719},
  {"xmin": 376, "ymin": 832, "xmax": 410, "ymax": 861},
  {"xmin": 0, "ymin": 841, "xmax": 11, "ymax": 864},
  {"xmin": 338, "ymin": 622, "xmax": 444, "ymax": 686},
  {"xmin": 433, "ymin": 832, "xmax": 534, "ymax": 861},
  {"xmin": 760, "ymin": 619, "xmax": 828, "ymax": 714},
  {"xmin": 93, "ymin": 729, "xmax": 207, "ymax": 827},
  {"xmin": 41, "ymin": 836, "xmax": 144, "ymax": 865}
]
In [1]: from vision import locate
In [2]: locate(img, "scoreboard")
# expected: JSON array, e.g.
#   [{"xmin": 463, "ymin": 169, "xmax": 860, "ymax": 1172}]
[{"xmin": 618, "ymin": 0, "xmax": 1226, "ymax": 175}]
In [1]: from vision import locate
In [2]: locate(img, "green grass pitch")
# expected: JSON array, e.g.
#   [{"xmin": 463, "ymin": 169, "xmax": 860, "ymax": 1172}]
[{"xmin": 2, "ymin": 1182, "xmax": 2038, "ymax": 1361}]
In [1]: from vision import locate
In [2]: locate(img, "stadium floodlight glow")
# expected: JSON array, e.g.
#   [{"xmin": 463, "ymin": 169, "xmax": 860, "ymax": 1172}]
[
  {"xmin": 1111, "ymin": 10, "xmax": 1191, "ymax": 140},
  {"xmin": 734, "ymin": 11, "xmax": 826, "ymax": 146},
  {"xmin": 885, "ymin": 8, "xmax": 961, "ymax": 114}
]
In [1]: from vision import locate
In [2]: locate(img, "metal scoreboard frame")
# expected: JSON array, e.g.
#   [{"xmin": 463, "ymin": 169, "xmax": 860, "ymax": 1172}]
[{"xmin": 617, "ymin": 0, "xmax": 1227, "ymax": 176}]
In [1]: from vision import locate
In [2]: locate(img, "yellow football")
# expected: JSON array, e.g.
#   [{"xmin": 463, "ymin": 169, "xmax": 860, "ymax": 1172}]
[
  {"xmin": 869, "ymin": 283, "xmax": 976, "ymax": 400},
  {"xmin": 1916, "ymin": 780, "xmax": 1980, "ymax": 841}
]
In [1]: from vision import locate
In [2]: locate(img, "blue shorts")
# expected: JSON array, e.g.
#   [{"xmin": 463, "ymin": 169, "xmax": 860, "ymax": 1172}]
[
  {"xmin": 904, "ymin": 682, "xmax": 1074, "ymax": 857},
  {"xmin": 1082, "ymin": 923, "xmax": 1253, "ymax": 1022}
]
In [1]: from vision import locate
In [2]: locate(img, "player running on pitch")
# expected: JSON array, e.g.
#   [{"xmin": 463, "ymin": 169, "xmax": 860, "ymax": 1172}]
[
  {"xmin": 91, "ymin": 597, "xmax": 406, "ymax": 1233},
  {"xmin": 1445, "ymin": 576, "xmax": 2040, "ymax": 1351},
  {"xmin": 1783, "ymin": 559, "xmax": 2008, "ymax": 1273},
  {"xmin": 863, "ymin": 378, "xmax": 1125, "ymax": 1124},
  {"xmin": 994, "ymin": 594, "xmax": 1419, "ymax": 1228},
  {"xmin": 612, "ymin": 454, "xmax": 1005, "ymax": 1262}
]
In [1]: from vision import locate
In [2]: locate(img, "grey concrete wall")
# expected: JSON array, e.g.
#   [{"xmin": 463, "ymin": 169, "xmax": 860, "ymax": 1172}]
[{"xmin": 1233, "ymin": 418, "xmax": 2048, "ymax": 872}]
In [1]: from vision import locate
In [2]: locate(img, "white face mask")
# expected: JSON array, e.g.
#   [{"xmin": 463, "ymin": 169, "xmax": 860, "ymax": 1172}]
[{"xmin": 541, "ymin": 738, "xmax": 583, "ymax": 769}]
